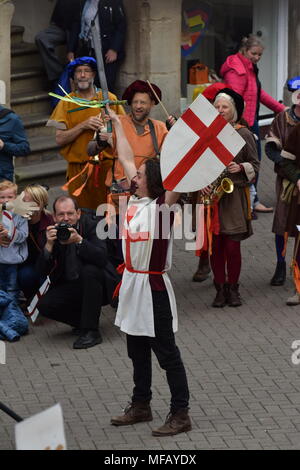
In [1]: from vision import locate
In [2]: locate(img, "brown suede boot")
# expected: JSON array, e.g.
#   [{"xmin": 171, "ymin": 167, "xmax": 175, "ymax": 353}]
[
  {"xmin": 212, "ymin": 283, "xmax": 226, "ymax": 308},
  {"xmin": 152, "ymin": 409, "xmax": 192, "ymax": 437},
  {"xmin": 192, "ymin": 254, "xmax": 210, "ymax": 282},
  {"xmin": 227, "ymin": 283, "xmax": 242, "ymax": 307},
  {"xmin": 111, "ymin": 402, "xmax": 153, "ymax": 426}
]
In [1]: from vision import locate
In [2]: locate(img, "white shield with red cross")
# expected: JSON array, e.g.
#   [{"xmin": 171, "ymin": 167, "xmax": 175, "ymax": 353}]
[{"xmin": 160, "ymin": 93, "xmax": 246, "ymax": 192}]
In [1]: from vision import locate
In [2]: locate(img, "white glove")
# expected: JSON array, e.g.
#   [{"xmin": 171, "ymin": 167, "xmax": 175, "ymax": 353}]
[{"xmin": 6, "ymin": 191, "xmax": 39, "ymax": 218}]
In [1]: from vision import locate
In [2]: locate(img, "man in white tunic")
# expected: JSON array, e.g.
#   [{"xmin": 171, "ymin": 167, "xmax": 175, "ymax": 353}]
[{"xmin": 107, "ymin": 107, "xmax": 191, "ymax": 437}]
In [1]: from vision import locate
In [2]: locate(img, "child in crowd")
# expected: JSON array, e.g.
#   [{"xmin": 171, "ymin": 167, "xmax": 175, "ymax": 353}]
[{"xmin": 0, "ymin": 180, "xmax": 28, "ymax": 302}]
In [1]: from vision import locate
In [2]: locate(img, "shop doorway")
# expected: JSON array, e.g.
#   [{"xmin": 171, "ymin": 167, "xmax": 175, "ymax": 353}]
[{"xmin": 181, "ymin": 0, "xmax": 288, "ymax": 115}]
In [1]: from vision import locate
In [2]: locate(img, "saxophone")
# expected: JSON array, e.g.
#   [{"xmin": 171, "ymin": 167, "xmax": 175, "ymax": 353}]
[{"xmin": 199, "ymin": 169, "xmax": 234, "ymax": 205}]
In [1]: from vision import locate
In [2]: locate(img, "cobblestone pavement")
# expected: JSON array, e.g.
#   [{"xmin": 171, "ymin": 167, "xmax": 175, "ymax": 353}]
[{"xmin": 1, "ymin": 154, "xmax": 300, "ymax": 451}]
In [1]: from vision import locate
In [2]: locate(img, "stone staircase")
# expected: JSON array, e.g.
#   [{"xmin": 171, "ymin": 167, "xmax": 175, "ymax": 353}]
[{"xmin": 10, "ymin": 25, "xmax": 67, "ymax": 190}]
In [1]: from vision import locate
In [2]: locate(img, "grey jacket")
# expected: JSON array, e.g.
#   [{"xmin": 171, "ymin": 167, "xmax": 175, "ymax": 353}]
[{"xmin": 0, "ymin": 213, "xmax": 28, "ymax": 264}]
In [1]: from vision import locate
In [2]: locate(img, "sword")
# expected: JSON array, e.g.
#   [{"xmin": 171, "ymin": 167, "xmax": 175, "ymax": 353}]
[{"xmin": 91, "ymin": 12, "xmax": 112, "ymax": 132}]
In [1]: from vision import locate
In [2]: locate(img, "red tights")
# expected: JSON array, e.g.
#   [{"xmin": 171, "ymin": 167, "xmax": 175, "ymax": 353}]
[{"xmin": 210, "ymin": 234, "xmax": 241, "ymax": 284}]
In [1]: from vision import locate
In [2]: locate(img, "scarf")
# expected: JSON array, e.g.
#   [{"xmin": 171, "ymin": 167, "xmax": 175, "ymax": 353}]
[{"xmin": 79, "ymin": 0, "xmax": 99, "ymax": 42}]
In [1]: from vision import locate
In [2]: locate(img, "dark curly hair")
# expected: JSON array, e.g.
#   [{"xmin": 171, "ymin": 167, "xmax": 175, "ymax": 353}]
[{"xmin": 143, "ymin": 158, "xmax": 165, "ymax": 199}]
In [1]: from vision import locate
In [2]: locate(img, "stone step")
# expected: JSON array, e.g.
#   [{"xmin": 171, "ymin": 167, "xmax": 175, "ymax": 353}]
[
  {"xmin": 11, "ymin": 67, "xmax": 46, "ymax": 94},
  {"xmin": 11, "ymin": 90, "xmax": 51, "ymax": 116},
  {"xmin": 11, "ymin": 25, "xmax": 25, "ymax": 45},
  {"xmin": 14, "ymin": 158, "xmax": 67, "ymax": 190},
  {"xmin": 22, "ymin": 112, "xmax": 53, "ymax": 138},
  {"xmin": 15, "ymin": 134, "xmax": 59, "ymax": 167},
  {"xmin": 11, "ymin": 42, "xmax": 42, "ymax": 69}
]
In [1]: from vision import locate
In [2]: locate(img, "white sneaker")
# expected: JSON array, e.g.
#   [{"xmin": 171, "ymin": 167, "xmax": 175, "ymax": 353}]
[{"xmin": 286, "ymin": 292, "xmax": 300, "ymax": 306}]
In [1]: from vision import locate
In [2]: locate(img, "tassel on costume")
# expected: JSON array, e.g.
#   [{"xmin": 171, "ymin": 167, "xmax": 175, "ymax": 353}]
[{"xmin": 62, "ymin": 154, "xmax": 103, "ymax": 196}]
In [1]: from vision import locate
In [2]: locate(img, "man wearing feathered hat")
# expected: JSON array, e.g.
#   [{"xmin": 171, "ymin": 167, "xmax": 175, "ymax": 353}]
[
  {"xmin": 46, "ymin": 56, "xmax": 125, "ymax": 210},
  {"xmin": 264, "ymin": 76, "xmax": 300, "ymax": 292}
]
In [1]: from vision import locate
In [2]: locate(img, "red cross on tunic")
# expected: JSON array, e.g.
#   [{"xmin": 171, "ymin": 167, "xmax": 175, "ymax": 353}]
[
  {"xmin": 123, "ymin": 205, "xmax": 150, "ymax": 270},
  {"xmin": 163, "ymin": 108, "xmax": 235, "ymax": 190}
]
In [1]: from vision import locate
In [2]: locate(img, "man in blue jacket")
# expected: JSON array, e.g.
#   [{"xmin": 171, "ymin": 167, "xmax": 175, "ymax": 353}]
[{"xmin": 0, "ymin": 106, "xmax": 30, "ymax": 182}]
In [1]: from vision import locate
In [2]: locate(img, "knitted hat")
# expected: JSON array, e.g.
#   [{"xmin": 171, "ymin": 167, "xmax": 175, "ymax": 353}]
[
  {"xmin": 67, "ymin": 56, "xmax": 97, "ymax": 78},
  {"xmin": 214, "ymin": 87, "xmax": 245, "ymax": 122},
  {"xmin": 122, "ymin": 80, "xmax": 162, "ymax": 105}
]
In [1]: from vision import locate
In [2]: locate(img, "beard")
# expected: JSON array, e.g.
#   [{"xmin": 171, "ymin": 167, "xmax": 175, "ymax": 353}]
[
  {"xmin": 131, "ymin": 109, "xmax": 150, "ymax": 123},
  {"xmin": 76, "ymin": 78, "xmax": 94, "ymax": 91}
]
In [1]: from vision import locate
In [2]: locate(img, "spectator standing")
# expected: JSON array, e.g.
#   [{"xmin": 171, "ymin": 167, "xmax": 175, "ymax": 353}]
[
  {"xmin": 265, "ymin": 77, "xmax": 300, "ymax": 287},
  {"xmin": 0, "ymin": 105, "xmax": 30, "ymax": 182},
  {"xmin": 35, "ymin": 0, "xmax": 85, "ymax": 88},
  {"xmin": 220, "ymin": 34, "xmax": 285, "ymax": 214},
  {"xmin": 78, "ymin": 0, "xmax": 127, "ymax": 93}
]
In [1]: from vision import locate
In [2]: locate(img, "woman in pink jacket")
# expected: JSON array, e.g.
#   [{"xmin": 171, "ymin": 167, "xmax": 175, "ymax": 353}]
[{"xmin": 220, "ymin": 34, "xmax": 285, "ymax": 213}]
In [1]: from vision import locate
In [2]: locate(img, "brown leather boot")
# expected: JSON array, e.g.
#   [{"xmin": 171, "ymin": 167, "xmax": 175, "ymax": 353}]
[
  {"xmin": 152, "ymin": 409, "xmax": 192, "ymax": 437},
  {"xmin": 212, "ymin": 283, "xmax": 226, "ymax": 308},
  {"xmin": 111, "ymin": 401, "xmax": 153, "ymax": 426},
  {"xmin": 227, "ymin": 284, "xmax": 242, "ymax": 307},
  {"xmin": 192, "ymin": 254, "xmax": 210, "ymax": 282}
]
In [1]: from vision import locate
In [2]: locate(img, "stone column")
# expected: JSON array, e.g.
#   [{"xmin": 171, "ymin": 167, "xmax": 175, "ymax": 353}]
[
  {"xmin": 0, "ymin": 0, "xmax": 15, "ymax": 105},
  {"xmin": 120, "ymin": 0, "xmax": 182, "ymax": 119}
]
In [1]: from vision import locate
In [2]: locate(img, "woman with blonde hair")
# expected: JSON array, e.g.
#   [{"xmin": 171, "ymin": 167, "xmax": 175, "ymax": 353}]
[
  {"xmin": 220, "ymin": 34, "xmax": 285, "ymax": 214},
  {"xmin": 18, "ymin": 184, "xmax": 54, "ymax": 301}
]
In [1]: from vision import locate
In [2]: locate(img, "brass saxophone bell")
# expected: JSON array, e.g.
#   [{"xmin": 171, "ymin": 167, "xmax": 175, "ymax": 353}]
[
  {"xmin": 215, "ymin": 177, "xmax": 234, "ymax": 200},
  {"xmin": 221, "ymin": 177, "xmax": 234, "ymax": 194}
]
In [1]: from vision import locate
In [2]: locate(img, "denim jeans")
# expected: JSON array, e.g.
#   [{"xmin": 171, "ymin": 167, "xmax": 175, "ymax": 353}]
[
  {"xmin": 17, "ymin": 263, "xmax": 44, "ymax": 300},
  {"xmin": 126, "ymin": 290, "xmax": 190, "ymax": 413},
  {"xmin": 0, "ymin": 264, "xmax": 19, "ymax": 301}
]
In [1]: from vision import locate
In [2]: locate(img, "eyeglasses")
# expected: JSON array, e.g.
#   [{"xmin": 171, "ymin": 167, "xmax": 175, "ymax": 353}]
[{"xmin": 74, "ymin": 68, "xmax": 94, "ymax": 75}]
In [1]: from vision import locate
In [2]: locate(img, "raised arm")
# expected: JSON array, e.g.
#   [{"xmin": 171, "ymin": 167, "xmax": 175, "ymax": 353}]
[{"xmin": 106, "ymin": 106, "xmax": 136, "ymax": 183}]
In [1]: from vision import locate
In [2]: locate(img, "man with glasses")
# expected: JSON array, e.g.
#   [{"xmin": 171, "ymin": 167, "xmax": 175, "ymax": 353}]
[{"xmin": 46, "ymin": 56, "xmax": 125, "ymax": 210}]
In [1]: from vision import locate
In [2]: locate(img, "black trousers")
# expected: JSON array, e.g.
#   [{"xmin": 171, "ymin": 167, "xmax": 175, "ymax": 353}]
[
  {"xmin": 126, "ymin": 291, "xmax": 190, "ymax": 413},
  {"xmin": 38, "ymin": 264, "xmax": 104, "ymax": 330},
  {"xmin": 76, "ymin": 41, "xmax": 122, "ymax": 93}
]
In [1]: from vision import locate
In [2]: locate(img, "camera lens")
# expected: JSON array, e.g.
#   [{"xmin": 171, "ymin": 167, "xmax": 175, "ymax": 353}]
[{"xmin": 56, "ymin": 224, "xmax": 71, "ymax": 241}]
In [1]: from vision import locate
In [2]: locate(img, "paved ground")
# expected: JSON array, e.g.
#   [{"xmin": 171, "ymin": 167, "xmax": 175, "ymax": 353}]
[{"xmin": 1, "ymin": 153, "xmax": 300, "ymax": 451}]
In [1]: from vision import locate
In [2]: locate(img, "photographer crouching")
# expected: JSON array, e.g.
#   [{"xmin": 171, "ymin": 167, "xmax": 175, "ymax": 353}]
[{"xmin": 37, "ymin": 196, "xmax": 118, "ymax": 349}]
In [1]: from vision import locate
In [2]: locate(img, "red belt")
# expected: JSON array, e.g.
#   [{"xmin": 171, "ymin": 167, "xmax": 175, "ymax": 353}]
[{"xmin": 113, "ymin": 262, "xmax": 165, "ymax": 298}]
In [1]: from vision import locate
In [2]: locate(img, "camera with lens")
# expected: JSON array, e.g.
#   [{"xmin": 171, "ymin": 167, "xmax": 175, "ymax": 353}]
[{"xmin": 56, "ymin": 222, "xmax": 72, "ymax": 241}]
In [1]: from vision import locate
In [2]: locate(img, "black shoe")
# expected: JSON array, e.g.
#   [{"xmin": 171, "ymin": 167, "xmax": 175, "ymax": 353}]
[
  {"xmin": 270, "ymin": 261, "xmax": 286, "ymax": 286},
  {"xmin": 73, "ymin": 330, "xmax": 102, "ymax": 349},
  {"xmin": 212, "ymin": 283, "xmax": 226, "ymax": 308}
]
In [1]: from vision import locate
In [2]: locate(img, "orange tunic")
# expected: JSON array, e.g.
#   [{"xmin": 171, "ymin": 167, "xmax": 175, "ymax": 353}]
[
  {"xmin": 107, "ymin": 114, "xmax": 168, "ymax": 184},
  {"xmin": 47, "ymin": 90, "xmax": 125, "ymax": 209}
]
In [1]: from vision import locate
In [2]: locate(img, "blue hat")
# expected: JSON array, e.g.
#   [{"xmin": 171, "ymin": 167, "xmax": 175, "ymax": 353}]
[
  {"xmin": 67, "ymin": 56, "xmax": 97, "ymax": 78},
  {"xmin": 287, "ymin": 76, "xmax": 300, "ymax": 92}
]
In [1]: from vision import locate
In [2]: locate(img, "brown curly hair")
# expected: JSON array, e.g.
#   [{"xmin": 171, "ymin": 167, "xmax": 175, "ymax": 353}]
[{"xmin": 143, "ymin": 158, "xmax": 165, "ymax": 199}]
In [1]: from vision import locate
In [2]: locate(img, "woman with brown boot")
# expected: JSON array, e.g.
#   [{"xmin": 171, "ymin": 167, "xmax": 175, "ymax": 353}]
[{"xmin": 201, "ymin": 88, "xmax": 259, "ymax": 308}]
